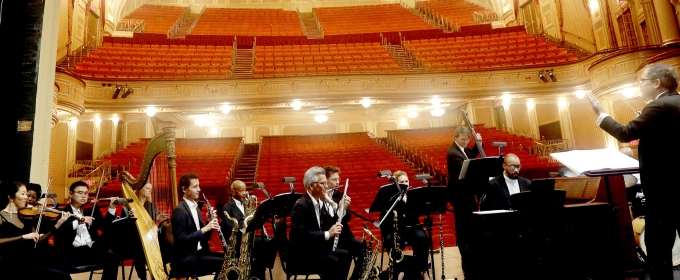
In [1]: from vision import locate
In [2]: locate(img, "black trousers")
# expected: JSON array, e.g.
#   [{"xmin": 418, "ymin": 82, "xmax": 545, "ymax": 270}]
[
  {"xmin": 645, "ymin": 211, "xmax": 680, "ymax": 280},
  {"xmin": 339, "ymin": 236, "xmax": 364, "ymax": 280},
  {"xmin": 60, "ymin": 243, "xmax": 120, "ymax": 280},
  {"xmin": 172, "ymin": 251, "xmax": 223, "ymax": 280},
  {"xmin": 299, "ymin": 246, "xmax": 352, "ymax": 280},
  {"xmin": 384, "ymin": 227, "xmax": 430, "ymax": 272}
]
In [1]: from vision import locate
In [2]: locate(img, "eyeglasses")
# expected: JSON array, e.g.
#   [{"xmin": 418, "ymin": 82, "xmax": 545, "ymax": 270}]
[
  {"xmin": 507, "ymin": 164, "xmax": 522, "ymax": 170},
  {"xmin": 312, "ymin": 182, "xmax": 328, "ymax": 187},
  {"xmin": 639, "ymin": 78, "xmax": 654, "ymax": 84}
]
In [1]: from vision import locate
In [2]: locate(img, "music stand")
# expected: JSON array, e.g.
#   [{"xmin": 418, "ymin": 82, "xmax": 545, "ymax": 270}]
[
  {"xmin": 404, "ymin": 186, "xmax": 448, "ymax": 280},
  {"xmin": 458, "ymin": 157, "xmax": 504, "ymax": 180},
  {"xmin": 272, "ymin": 192, "xmax": 303, "ymax": 217},
  {"xmin": 368, "ymin": 183, "xmax": 409, "ymax": 227}
]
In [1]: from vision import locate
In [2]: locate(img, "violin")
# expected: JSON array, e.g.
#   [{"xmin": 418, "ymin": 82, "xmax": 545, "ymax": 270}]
[{"xmin": 19, "ymin": 206, "xmax": 84, "ymax": 222}]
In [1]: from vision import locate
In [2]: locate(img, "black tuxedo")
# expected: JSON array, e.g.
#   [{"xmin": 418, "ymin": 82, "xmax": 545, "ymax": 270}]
[
  {"xmin": 53, "ymin": 204, "xmax": 119, "ymax": 280},
  {"xmin": 220, "ymin": 197, "xmax": 244, "ymax": 241},
  {"xmin": 479, "ymin": 175, "xmax": 532, "ymax": 211},
  {"xmin": 171, "ymin": 199, "xmax": 222, "ymax": 278},
  {"xmin": 599, "ymin": 90, "xmax": 680, "ymax": 279},
  {"xmin": 290, "ymin": 193, "xmax": 351, "ymax": 280},
  {"xmin": 331, "ymin": 190, "xmax": 364, "ymax": 280}
]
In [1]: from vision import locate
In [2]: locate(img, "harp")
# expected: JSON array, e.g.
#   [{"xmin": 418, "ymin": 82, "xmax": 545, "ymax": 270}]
[{"xmin": 119, "ymin": 127, "xmax": 178, "ymax": 280}]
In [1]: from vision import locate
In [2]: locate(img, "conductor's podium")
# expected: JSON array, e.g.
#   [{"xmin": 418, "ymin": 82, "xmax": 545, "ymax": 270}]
[{"xmin": 466, "ymin": 203, "xmax": 623, "ymax": 280}]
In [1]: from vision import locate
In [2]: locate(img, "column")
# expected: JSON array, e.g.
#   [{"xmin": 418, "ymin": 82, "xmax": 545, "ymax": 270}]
[
  {"xmin": 599, "ymin": 95, "xmax": 620, "ymax": 149},
  {"xmin": 92, "ymin": 118, "xmax": 101, "ymax": 160},
  {"xmin": 526, "ymin": 101, "xmax": 539, "ymax": 140},
  {"xmin": 557, "ymin": 100, "xmax": 576, "ymax": 150},
  {"xmin": 652, "ymin": 0, "xmax": 680, "ymax": 45},
  {"xmin": 503, "ymin": 104, "xmax": 514, "ymax": 133},
  {"xmin": 639, "ymin": 0, "xmax": 662, "ymax": 45},
  {"xmin": 66, "ymin": 119, "xmax": 79, "ymax": 179},
  {"xmin": 111, "ymin": 117, "xmax": 119, "ymax": 152}
]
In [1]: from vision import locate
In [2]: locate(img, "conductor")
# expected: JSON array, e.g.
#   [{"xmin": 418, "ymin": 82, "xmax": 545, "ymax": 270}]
[{"xmin": 586, "ymin": 63, "xmax": 680, "ymax": 279}]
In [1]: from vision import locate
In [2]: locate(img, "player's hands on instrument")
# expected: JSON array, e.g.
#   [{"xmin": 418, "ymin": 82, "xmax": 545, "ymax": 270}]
[
  {"xmin": 202, "ymin": 218, "xmax": 220, "ymax": 233},
  {"xmin": 108, "ymin": 197, "xmax": 119, "ymax": 209},
  {"xmin": 635, "ymin": 111, "xmax": 641, "ymax": 117},
  {"xmin": 82, "ymin": 216, "xmax": 95, "ymax": 226},
  {"xmin": 128, "ymin": 208, "xmax": 136, "ymax": 217},
  {"xmin": 55, "ymin": 211, "xmax": 71, "ymax": 229},
  {"xmin": 343, "ymin": 196, "xmax": 351, "ymax": 208},
  {"xmin": 475, "ymin": 133, "xmax": 482, "ymax": 141},
  {"xmin": 587, "ymin": 93, "xmax": 605, "ymax": 115},
  {"xmin": 156, "ymin": 212, "xmax": 169, "ymax": 222},
  {"xmin": 328, "ymin": 222, "xmax": 343, "ymax": 238},
  {"xmin": 22, "ymin": 232, "xmax": 39, "ymax": 242}
]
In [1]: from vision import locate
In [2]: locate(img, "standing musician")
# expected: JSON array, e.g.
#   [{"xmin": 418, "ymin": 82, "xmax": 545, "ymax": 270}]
[
  {"xmin": 379, "ymin": 170, "xmax": 429, "ymax": 280},
  {"xmin": 587, "ymin": 63, "xmax": 680, "ymax": 279},
  {"xmin": 0, "ymin": 181, "xmax": 71, "ymax": 280},
  {"xmin": 290, "ymin": 166, "xmax": 352, "ymax": 280},
  {"xmin": 53, "ymin": 181, "xmax": 123, "ymax": 280},
  {"xmin": 220, "ymin": 180, "xmax": 275, "ymax": 280},
  {"xmin": 171, "ymin": 173, "xmax": 222, "ymax": 279},
  {"xmin": 479, "ymin": 153, "xmax": 531, "ymax": 211},
  {"xmin": 445, "ymin": 125, "xmax": 482, "ymax": 276},
  {"xmin": 323, "ymin": 166, "xmax": 364, "ymax": 280}
]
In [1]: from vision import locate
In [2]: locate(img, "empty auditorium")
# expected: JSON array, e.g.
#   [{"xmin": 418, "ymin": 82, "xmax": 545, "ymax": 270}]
[{"xmin": 1, "ymin": 0, "xmax": 679, "ymax": 279}]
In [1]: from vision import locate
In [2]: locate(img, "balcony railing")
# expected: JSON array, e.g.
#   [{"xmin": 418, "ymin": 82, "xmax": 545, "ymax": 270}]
[{"xmin": 116, "ymin": 19, "xmax": 146, "ymax": 33}]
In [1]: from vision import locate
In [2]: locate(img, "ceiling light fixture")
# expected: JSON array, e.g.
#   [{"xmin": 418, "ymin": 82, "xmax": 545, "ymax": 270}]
[
  {"xmin": 575, "ymin": 90, "xmax": 587, "ymax": 99},
  {"xmin": 431, "ymin": 97, "xmax": 441, "ymax": 106},
  {"xmin": 407, "ymin": 111, "xmax": 419, "ymax": 119},
  {"xmin": 94, "ymin": 117, "xmax": 101, "ymax": 125},
  {"xmin": 501, "ymin": 93, "xmax": 512, "ymax": 103},
  {"xmin": 314, "ymin": 114, "xmax": 328, "ymax": 123},
  {"xmin": 145, "ymin": 106, "xmax": 157, "ymax": 117},
  {"xmin": 194, "ymin": 119, "xmax": 215, "ymax": 127},
  {"xmin": 361, "ymin": 98, "xmax": 372, "ymax": 108},
  {"xmin": 291, "ymin": 100, "xmax": 302, "ymax": 111},
  {"xmin": 221, "ymin": 104, "xmax": 231, "ymax": 115},
  {"xmin": 431, "ymin": 108, "xmax": 445, "ymax": 117}
]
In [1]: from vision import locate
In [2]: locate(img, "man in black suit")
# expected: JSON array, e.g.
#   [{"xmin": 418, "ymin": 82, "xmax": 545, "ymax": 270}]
[
  {"xmin": 171, "ymin": 173, "xmax": 222, "ymax": 279},
  {"xmin": 290, "ymin": 166, "xmax": 351, "ymax": 280},
  {"xmin": 323, "ymin": 166, "xmax": 364, "ymax": 280},
  {"xmin": 587, "ymin": 63, "xmax": 680, "ymax": 279},
  {"xmin": 54, "ymin": 181, "xmax": 121, "ymax": 280},
  {"xmin": 446, "ymin": 125, "xmax": 482, "ymax": 277},
  {"xmin": 220, "ymin": 180, "xmax": 274, "ymax": 280},
  {"xmin": 479, "ymin": 153, "xmax": 531, "ymax": 211}
]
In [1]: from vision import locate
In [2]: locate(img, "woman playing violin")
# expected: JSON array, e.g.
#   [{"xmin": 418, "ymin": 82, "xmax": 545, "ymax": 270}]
[{"xmin": 0, "ymin": 180, "xmax": 71, "ymax": 279}]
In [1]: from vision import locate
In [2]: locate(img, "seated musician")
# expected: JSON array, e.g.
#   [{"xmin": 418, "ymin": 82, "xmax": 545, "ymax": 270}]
[
  {"xmin": 26, "ymin": 183, "xmax": 42, "ymax": 207},
  {"xmin": 323, "ymin": 166, "xmax": 364, "ymax": 280},
  {"xmin": 130, "ymin": 182, "xmax": 168, "ymax": 280},
  {"xmin": 379, "ymin": 170, "xmax": 429, "ymax": 280},
  {"xmin": 479, "ymin": 153, "xmax": 531, "ymax": 211},
  {"xmin": 0, "ymin": 181, "xmax": 71, "ymax": 280},
  {"xmin": 220, "ymin": 180, "xmax": 275, "ymax": 280},
  {"xmin": 290, "ymin": 166, "xmax": 352, "ymax": 280},
  {"xmin": 171, "ymin": 173, "xmax": 222, "ymax": 279},
  {"xmin": 53, "ymin": 181, "xmax": 122, "ymax": 280}
]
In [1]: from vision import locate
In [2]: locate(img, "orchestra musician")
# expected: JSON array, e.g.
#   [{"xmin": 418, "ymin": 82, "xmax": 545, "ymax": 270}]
[
  {"xmin": 26, "ymin": 183, "xmax": 42, "ymax": 207},
  {"xmin": 130, "ymin": 182, "xmax": 167, "ymax": 280},
  {"xmin": 0, "ymin": 181, "xmax": 71, "ymax": 280},
  {"xmin": 290, "ymin": 166, "xmax": 352, "ymax": 280},
  {"xmin": 479, "ymin": 153, "xmax": 531, "ymax": 211},
  {"xmin": 171, "ymin": 173, "xmax": 222, "ymax": 279},
  {"xmin": 379, "ymin": 170, "xmax": 429, "ymax": 280},
  {"xmin": 323, "ymin": 166, "xmax": 364, "ymax": 280},
  {"xmin": 53, "ymin": 181, "xmax": 122, "ymax": 280},
  {"xmin": 220, "ymin": 180, "xmax": 275, "ymax": 280},
  {"xmin": 587, "ymin": 63, "xmax": 680, "ymax": 279},
  {"xmin": 445, "ymin": 125, "xmax": 482, "ymax": 275}
]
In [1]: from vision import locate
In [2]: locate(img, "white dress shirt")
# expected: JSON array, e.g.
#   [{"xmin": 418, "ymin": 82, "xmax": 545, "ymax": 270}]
[
  {"xmin": 503, "ymin": 173, "xmax": 520, "ymax": 196},
  {"xmin": 71, "ymin": 204, "xmax": 116, "ymax": 248},
  {"xmin": 455, "ymin": 142, "xmax": 469, "ymax": 159},
  {"xmin": 307, "ymin": 192, "xmax": 330, "ymax": 240},
  {"xmin": 596, "ymin": 90, "xmax": 668, "ymax": 126},
  {"xmin": 233, "ymin": 198, "xmax": 244, "ymax": 216},
  {"xmin": 183, "ymin": 198, "xmax": 202, "ymax": 251}
]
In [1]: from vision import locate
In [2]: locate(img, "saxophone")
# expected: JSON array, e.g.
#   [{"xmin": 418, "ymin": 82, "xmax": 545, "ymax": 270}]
[
  {"xmin": 359, "ymin": 224, "xmax": 381, "ymax": 280},
  {"xmin": 221, "ymin": 195, "xmax": 258, "ymax": 280},
  {"xmin": 388, "ymin": 210, "xmax": 403, "ymax": 279},
  {"xmin": 218, "ymin": 211, "xmax": 240, "ymax": 280}
]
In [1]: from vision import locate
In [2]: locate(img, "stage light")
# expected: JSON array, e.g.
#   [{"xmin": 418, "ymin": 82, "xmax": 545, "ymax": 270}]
[
  {"xmin": 431, "ymin": 97, "xmax": 441, "ymax": 106},
  {"xmin": 558, "ymin": 100, "xmax": 568, "ymax": 109},
  {"xmin": 111, "ymin": 115, "xmax": 120, "ymax": 124},
  {"xmin": 314, "ymin": 114, "xmax": 328, "ymax": 123},
  {"xmin": 112, "ymin": 85, "xmax": 122, "ymax": 99},
  {"xmin": 145, "ymin": 106, "xmax": 157, "ymax": 117},
  {"xmin": 122, "ymin": 87, "xmax": 134, "ymax": 98},
  {"xmin": 291, "ymin": 100, "xmax": 302, "ymax": 110},
  {"xmin": 575, "ymin": 90, "xmax": 587, "ymax": 99},
  {"xmin": 502, "ymin": 93, "xmax": 512, "ymax": 103},
  {"xmin": 221, "ymin": 104, "xmax": 231, "ymax": 115},
  {"xmin": 549, "ymin": 69, "xmax": 557, "ymax": 82},
  {"xmin": 526, "ymin": 100, "xmax": 535, "ymax": 109},
  {"xmin": 621, "ymin": 87, "xmax": 637, "ymax": 98},
  {"xmin": 361, "ymin": 98, "xmax": 372, "ymax": 108},
  {"xmin": 539, "ymin": 70, "xmax": 549, "ymax": 83}
]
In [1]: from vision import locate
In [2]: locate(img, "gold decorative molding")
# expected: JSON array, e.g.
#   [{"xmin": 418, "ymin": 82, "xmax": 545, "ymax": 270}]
[
  {"xmin": 589, "ymin": 48, "xmax": 671, "ymax": 97},
  {"xmin": 55, "ymin": 72, "xmax": 86, "ymax": 117}
]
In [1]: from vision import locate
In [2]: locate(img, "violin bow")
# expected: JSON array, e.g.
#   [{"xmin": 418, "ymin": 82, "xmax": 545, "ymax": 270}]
[
  {"xmin": 34, "ymin": 177, "xmax": 52, "ymax": 248},
  {"xmin": 88, "ymin": 171, "xmax": 106, "ymax": 229}
]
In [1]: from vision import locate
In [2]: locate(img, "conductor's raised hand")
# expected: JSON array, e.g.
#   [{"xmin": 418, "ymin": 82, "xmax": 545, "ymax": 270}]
[
  {"xmin": 328, "ymin": 222, "xmax": 343, "ymax": 238},
  {"xmin": 586, "ymin": 93, "xmax": 605, "ymax": 115}
]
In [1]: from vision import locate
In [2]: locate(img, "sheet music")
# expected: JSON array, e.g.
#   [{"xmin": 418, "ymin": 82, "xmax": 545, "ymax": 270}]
[
  {"xmin": 550, "ymin": 149, "xmax": 641, "ymax": 183},
  {"xmin": 459, "ymin": 159, "xmax": 471, "ymax": 180}
]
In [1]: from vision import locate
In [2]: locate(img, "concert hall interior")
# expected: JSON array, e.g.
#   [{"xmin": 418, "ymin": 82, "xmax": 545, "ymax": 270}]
[{"xmin": 1, "ymin": 0, "xmax": 680, "ymax": 279}]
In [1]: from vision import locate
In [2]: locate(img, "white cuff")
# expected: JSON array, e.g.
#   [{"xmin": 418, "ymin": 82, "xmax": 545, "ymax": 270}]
[
  {"xmin": 595, "ymin": 113, "xmax": 609, "ymax": 126},
  {"xmin": 107, "ymin": 208, "xmax": 116, "ymax": 215},
  {"xmin": 324, "ymin": 231, "xmax": 330, "ymax": 240}
]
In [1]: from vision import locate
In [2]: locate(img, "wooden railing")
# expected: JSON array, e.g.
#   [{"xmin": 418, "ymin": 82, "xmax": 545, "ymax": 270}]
[
  {"xmin": 168, "ymin": 6, "xmax": 191, "ymax": 38},
  {"xmin": 473, "ymin": 10, "xmax": 499, "ymax": 24},
  {"xmin": 528, "ymin": 139, "xmax": 570, "ymax": 157},
  {"xmin": 116, "ymin": 19, "xmax": 146, "ymax": 32},
  {"xmin": 226, "ymin": 139, "xmax": 246, "ymax": 189},
  {"xmin": 74, "ymin": 160, "xmax": 112, "ymax": 195}
]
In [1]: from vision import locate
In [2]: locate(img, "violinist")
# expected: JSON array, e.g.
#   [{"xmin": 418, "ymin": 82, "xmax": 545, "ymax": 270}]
[
  {"xmin": 26, "ymin": 183, "xmax": 42, "ymax": 207},
  {"xmin": 53, "ymin": 181, "xmax": 120, "ymax": 280},
  {"xmin": 0, "ymin": 181, "xmax": 71, "ymax": 280},
  {"xmin": 379, "ymin": 171, "xmax": 429, "ymax": 280}
]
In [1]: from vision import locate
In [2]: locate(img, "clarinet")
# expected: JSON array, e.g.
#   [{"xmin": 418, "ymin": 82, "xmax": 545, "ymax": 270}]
[
  {"xmin": 439, "ymin": 214, "xmax": 445, "ymax": 280},
  {"xmin": 203, "ymin": 194, "xmax": 229, "ymax": 253}
]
